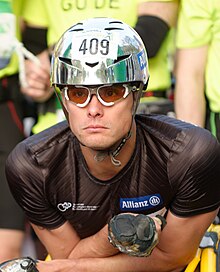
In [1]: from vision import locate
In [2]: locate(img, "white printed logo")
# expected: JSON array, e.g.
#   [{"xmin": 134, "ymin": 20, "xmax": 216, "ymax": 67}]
[
  {"xmin": 57, "ymin": 202, "xmax": 72, "ymax": 212},
  {"xmin": 57, "ymin": 202, "xmax": 99, "ymax": 212}
]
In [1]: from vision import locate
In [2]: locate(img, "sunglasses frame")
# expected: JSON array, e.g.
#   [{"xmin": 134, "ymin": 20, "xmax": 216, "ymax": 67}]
[{"xmin": 63, "ymin": 84, "xmax": 137, "ymax": 107}]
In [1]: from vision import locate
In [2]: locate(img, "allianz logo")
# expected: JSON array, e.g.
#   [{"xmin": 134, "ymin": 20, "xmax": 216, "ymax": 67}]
[{"xmin": 120, "ymin": 194, "xmax": 162, "ymax": 211}]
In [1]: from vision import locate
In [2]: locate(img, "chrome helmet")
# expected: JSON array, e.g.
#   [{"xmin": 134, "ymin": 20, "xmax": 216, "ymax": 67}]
[{"xmin": 51, "ymin": 17, "xmax": 149, "ymax": 88}]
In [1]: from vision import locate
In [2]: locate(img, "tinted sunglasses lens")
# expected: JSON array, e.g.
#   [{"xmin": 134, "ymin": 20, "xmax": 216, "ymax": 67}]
[
  {"xmin": 67, "ymin": 87, "xmax": 89, "ymax": 104},
  {"xmin": 99, "ymin": 85, "xmax": 126, "ymax": 103}
]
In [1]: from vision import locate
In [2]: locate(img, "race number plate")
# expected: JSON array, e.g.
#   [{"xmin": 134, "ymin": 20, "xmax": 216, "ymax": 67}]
[{"xmin": 71, "ymin": 30, "xmax": 119, "ymax": 61}]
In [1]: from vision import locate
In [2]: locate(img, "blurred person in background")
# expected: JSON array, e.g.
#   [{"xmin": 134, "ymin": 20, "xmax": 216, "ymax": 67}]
[
  {"xmin": 175, "ymin": 0, "xmax": 220, "ymax": 141},
  {"xmin": 174, "ymin": 0, "xmax": 220, "ymax": 218},
  {"xmin": 0, "ymin": 0, "xmax": 26, "ymax": 261}
]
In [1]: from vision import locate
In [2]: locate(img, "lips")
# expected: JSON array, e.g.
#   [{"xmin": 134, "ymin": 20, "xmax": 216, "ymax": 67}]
[
  {"xmin": 86, "ymin": 125, "xmax": 106, "ymax": 129},
  {"xmin": 83, "ymin": 125, "xmax": 109, "ymax": 133},
  {"xmin": 83, "ymin": 122, "xmax": 108, "ymax": 129}
]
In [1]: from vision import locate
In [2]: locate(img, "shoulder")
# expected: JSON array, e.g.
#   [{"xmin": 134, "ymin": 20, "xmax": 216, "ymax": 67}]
[
  {"xmin": 7, "ymin": 121, "xmax": 73, "ymax": 168},
  {"xmin": 136, "ymin": 114, "xmax": 195, "ymax": 138},
  {"xmin": 26, "ymin": 121, "xmax": 70, "ymax": 151},
  {"xmin": 135, "ymin": 114, "xmax": 220, "ymax": 155}
]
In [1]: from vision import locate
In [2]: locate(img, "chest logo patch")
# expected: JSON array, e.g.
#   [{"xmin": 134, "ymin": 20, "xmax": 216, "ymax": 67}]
[
  {"xmin": 120, "ymin": 194, "xmax": 163, "ymax": 211},
  {"xmin": 57, "ymin": 202, "xmax": 99, "ymax": 212}
]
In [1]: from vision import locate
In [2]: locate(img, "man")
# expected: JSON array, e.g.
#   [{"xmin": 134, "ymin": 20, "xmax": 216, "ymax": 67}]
[
  {"xmin": 5, "ymin": 18, "xmax": 220, "ymax": 272},
  {"xmin": 0, "ymin": 0, "xmax": 26, "ymax": 261},
  {"xmin": 20, "ymin": 0, "xmax": 178, "ymax": 134},
  {"xmin": 174, "ymin": 0, "xmax": 220, "ymax": 139}
]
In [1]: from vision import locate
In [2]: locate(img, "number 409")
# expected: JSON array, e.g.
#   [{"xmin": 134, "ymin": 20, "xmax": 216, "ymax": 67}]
[{"xmin": 79, "ymin": 38, "xmax": 109, "ymax": 55}]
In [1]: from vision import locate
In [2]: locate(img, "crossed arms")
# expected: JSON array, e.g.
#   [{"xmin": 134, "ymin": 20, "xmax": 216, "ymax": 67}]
[{"xmin": 32, "ymin": 209, "xmax": 218, "ymax": 272}]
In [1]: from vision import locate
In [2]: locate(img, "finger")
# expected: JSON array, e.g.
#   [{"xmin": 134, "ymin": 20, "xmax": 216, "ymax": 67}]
[
  {"xmin": 22, "ymin": 87, "xmax": 54, "ymax": 102},
  {"xmin": 25, "ymin": 60, "xmax": 50, "ymax": 81}
]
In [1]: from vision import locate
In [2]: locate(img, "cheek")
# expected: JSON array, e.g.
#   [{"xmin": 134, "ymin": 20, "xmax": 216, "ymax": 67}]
[
  {"xmin": 114, "ymin": 97, "xmax": 133, "ymax": 132},
  {"xmin": 68, "ymin": 114, "xmax": 85, "ymax": 141},
  {"xmin": 65, "ymin": 105, "xmax": 82, "ymax": 134},
  {"xmin": 123, "ymin": 94, "xmax": 134, "ymax": 117}
]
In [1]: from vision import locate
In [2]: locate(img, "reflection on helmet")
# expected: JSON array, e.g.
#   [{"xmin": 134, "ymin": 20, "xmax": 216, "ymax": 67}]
[{"xmin": 51, "ymin": 17, "xmax": 149, "ymax": 89}]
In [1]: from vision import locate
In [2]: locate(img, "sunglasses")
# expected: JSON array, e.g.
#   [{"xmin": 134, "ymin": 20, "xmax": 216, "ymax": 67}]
[{"xmin": 59, "ymin": 84, "xmax": 138, "ymax": 107}]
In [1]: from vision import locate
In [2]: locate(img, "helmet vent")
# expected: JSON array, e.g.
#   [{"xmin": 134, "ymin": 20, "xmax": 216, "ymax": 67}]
[
  {"xmin": 70, "ymin": 28, "xmax": 84, "ymax": 32},
  {"xmin": 69, "ymin": 23, "xmax": 84, "ymax": 32},
  {"xmin": 105, "ymin": 20, "xmax": 123, "ymax": 31},
  {"xmin": 113, "ymin": 54, "xmax": 131, "ymax": 64},
  {"xmin": 109, "ymin": 20, "xmax": 123, "ymax": 25},
  {"xmin": 104, "ymin": 27, "xmax": 123, "ymax": 31},
  {"xmin": 85, "ymin": 62, "xmax": 99, "ymax": 67},
  {"xmin": 59, "ymin": 57, "xmax": 72, "ymax": 65}
]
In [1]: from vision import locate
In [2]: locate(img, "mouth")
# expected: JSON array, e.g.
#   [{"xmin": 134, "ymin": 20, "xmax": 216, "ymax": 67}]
[{"xmin": 83, "ymin": 125, "xmax": 108, "ymax": 133}]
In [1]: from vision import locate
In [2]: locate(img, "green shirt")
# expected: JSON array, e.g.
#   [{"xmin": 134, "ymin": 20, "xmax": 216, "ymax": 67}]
[
  {"xmin": 0, "ymin": 0, "xmax": 24, "ymax": 78},
  {"xmin": 176, "ymin": 0, "xmax": 220, "ymax": 112}
]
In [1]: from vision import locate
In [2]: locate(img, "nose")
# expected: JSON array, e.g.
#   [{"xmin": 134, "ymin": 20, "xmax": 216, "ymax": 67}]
[{"xmin": 87, "ymin": 94, "xmax": 104, "ymax": 117}]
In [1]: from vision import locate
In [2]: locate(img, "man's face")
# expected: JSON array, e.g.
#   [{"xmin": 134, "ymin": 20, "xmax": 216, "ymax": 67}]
[{"xmin": 62, "ymin": 85, "xmax": 134, "ymax": 151}]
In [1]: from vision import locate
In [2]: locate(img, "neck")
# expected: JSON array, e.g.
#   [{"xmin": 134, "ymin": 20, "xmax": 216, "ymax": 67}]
[{"xmin": 81, "ymin": 123, "xmax": 137, "ymax": 181}]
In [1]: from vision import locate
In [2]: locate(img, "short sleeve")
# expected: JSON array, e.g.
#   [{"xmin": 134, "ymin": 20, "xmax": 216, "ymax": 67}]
[
  {"xmin": 176, "ymin": 0, "xmax": 213, "ymax": 48},
  {"xmin": 22, "ymin": 0, "xmax": 48, "ymax": 28},
  {"xmin": 168, "ymin": 126, "xmax": 220, "ymax": 216},
  {"xmin": 5, "ymin": 141, "xmax": 66, "ymax": 229}
]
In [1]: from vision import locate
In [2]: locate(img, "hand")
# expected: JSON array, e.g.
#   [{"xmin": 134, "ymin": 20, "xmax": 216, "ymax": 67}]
[
  {"xmin": 108, "ymin": 213, "xmax": 166, "ymax": 257},
  {"xmin": 21, "ymin": 50, "xmax": 54, "ymax": 102},
  {"xmin": 36, "ymin": 259, "xmax": 76, "ymax": 272}
]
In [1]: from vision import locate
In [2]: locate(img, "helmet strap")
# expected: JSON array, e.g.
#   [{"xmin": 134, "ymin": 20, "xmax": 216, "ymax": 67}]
[
  {"xmin": 132, "ymin": 82, "xmax": 144, "ymax": 115},
  {"xmin": 94, "ymin": 126, "xmax": 132, "ymax": 167},
  {"xmin": 54, "ymin": 88, "xmax": 69, "ymax": 122}
]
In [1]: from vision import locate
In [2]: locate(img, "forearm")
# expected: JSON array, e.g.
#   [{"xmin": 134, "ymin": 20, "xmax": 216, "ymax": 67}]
[
  {"xmin": 174, "ymin": 47, "xmax": 208, "ymax": 127},
  {"xmin": 175, "ymin": 76, "xmax": 206, "ymax": 127},
  {"xmin": 38, "ymin": 247, "xmax": 185, "ymax": 272},
  {"xmin": 76, "ymin": 248, "xmax": 185, "ymax": 272},
  {"xmin": 69, "ymin": 225, "xmax": 119, "ymax": 258}
]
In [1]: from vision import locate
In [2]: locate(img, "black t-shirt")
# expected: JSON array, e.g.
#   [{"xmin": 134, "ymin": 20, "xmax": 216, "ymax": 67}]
[{"xmin": 5, "ymin": 114, "xmax": 220, "ymax": 238}]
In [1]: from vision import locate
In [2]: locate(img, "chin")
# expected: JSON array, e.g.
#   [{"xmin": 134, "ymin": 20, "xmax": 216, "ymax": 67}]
[
  {"xmin": 87, "ymin": 143, "xmax": 111, "ymax": 151},
  {"xmin": 79, "ymin": 134, "xmax": 120, "ymax": 151},
  {"xmin": 81, "ymin": 138, "xmax": 113, "ymax": 151}
]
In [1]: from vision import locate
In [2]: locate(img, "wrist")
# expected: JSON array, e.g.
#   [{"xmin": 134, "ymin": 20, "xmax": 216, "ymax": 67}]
[{"xmin": 154, "ymin": 215, "xmax": 167, "ymax": 231}]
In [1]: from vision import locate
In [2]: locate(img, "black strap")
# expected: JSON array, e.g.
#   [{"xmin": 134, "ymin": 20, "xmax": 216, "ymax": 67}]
[
  {"xmin": 134, "ymin": 15, "xmax": 169, "ymax": 58},
  {"xmin": 155, "ymin": 215, "xmax": 167, "ymax": 230},
  {"xmin": 22, "ymin": 26, "xmax": 47, "ymax": 55}
]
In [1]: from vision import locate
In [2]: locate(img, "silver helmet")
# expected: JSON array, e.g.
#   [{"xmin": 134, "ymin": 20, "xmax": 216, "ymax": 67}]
[{"xmin": 51, "ymin": 17, "xmax": 149, "ymax": 88}]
